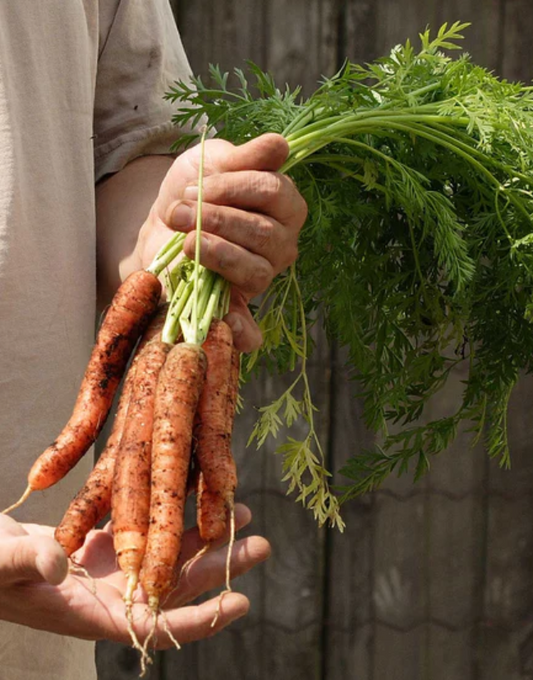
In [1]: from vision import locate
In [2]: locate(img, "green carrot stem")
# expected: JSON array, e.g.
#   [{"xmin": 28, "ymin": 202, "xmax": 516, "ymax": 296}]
[
  {"xmin": 199, "ymin": 276, "xmax": 225, "ymax": 339},
  {"xmin": 191, "ymin": 127, "xmax": 209, "ymax": 346},
  {"xmin": 181, "ymin": 268, "xmax": 216, "ymax": 344},
  {"xmin": 162, "ymin": 277, "xmax": 192, "ymax": 345},
  {"xmin": 147, "ymin": 232, "xmax": 186, "ymax": 276}
]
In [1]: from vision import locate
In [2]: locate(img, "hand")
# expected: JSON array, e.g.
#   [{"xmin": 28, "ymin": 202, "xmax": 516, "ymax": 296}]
[
  {"xmin": 0, "ymin": 505, "xmax": 269, "ymax": 648},
  {"xmin": 134, "ymin": 133, "xmax": 308, "ymax": 352}
]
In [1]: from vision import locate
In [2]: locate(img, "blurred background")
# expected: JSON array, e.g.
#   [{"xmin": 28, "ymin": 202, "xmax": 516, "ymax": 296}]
[{"xmin": 97, "ymin": 1, "xmax": 533, "ymax": 678}]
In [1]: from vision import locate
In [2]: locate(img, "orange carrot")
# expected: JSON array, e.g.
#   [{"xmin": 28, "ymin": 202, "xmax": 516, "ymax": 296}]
[
  {"xmin": 196, "ymin": 342, "xmax": 240, "ymax": 544},
  {"xmin": 54, "ymin": 377, "xmax": 133, "ymax": 557},
  {"xmin": 196, "ymin": 471, "xmax": 227, "ymax": 543},
  {"xmin": 140, "ymin": 342, "xmax": 207, "ymax": 611},
  {"xmin": 4, "ymin": 270, "xmax": 162, "ymax": 514},
  {"xmin": 194, "ymin": 319, "xmax": 237, "ymax": 506},
  {"xmin": 111, "ymin": 337, "xmax": 171, "ymax": 606},
  {"xmin": 54, "ymin": 304, "xmax": 169, "ymax": 557},
  {"xmin": 194, "ymin": 331, "xmax": 240, "ymax": 625}
]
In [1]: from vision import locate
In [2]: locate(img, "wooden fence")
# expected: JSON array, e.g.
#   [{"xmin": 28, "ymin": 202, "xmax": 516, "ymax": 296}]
[{"xmin": 97, "ymin": 1, "xmax": 533, "ymax": 678}]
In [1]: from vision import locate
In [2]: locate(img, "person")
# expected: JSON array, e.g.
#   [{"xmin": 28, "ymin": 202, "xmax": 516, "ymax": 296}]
[{"xmin": 0, "ymin": 2, "xmax": 307, "ymax": 679}]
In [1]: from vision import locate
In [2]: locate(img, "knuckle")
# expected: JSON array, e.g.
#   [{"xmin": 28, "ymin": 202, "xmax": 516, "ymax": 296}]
[
  {"xmin": 242, "ymin": 258, "xmax": 273, "ymax": 295},
  {"xmin": 205, "ymin": 206, "xmax": 226, "ymax": 238},
  {"xmin": 251, "ymin": 171, "xmax": 282, "ymax": 202},
  {"xmin": 283, "ymin": 176, "xmax": 308, "ymax": 228},
  {"xmin": 251, "ymin": 217, "xmax": 274, "ymax": 251},
  {"xmin": 209, "ymin": 239, "xmax": 228, "ymax": 269}
]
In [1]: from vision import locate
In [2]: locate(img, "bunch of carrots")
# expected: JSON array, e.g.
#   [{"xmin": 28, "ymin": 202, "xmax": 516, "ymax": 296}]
[{"xmin": 3, "ymin": 136, "xmax": 241, "ymax": 666}]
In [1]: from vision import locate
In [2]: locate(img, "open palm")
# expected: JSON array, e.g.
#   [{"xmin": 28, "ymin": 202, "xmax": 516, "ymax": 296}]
[{"xmin": 0, "ymin": 504, "xmax": 269, "ymax": 649}]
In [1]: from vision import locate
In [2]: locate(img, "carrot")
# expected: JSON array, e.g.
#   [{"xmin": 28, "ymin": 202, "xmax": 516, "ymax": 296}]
[
  {"xmin": 196, "ymin": 342, "xmax": 240, "ymax": 544},
  {"xmin": 193, "ymin": 319, "xmax": 237, "ymax": 506},
  {"xmin": 54, "ymin": 304, "xmax": 169, "ymax": 558},
  {"xmin": 3, "ymin": 270, "xmax": 161, "ymax": 514},
  {"xmin": 111, "ymin": 337, "xmax": 171, "ymax": 608},
  {"xmin": 196, "ymin": 471, "xmax": 227, "ymax": 543},
  {"xmin": 194, "ymin": 330, "xmax": 240, "ymax": 543},
  {"xmin": 54, "ymin": 377, "xmax": 133, "ymax": 558},
  {"xmin": 140, "ymin": 342, "xmax": 207, "ymax": 612},
  {"xmin": 190, "ymin": 323, "xmax": 240, "ymax": 626}
]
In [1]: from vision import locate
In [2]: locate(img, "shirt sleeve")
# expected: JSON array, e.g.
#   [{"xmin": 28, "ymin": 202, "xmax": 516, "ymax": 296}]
[{"xmin": 93, "ymin": 0, "xmax": 194, "ymax": 182}]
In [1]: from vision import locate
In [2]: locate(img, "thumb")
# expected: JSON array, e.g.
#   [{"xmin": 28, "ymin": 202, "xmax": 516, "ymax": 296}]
[
  {"xmin": 220, "ymin": 133, "xmax": 289, "ymax": 173},
  {"xmin": 0, "ymin": 535, "xmax": 69, "ymax": 586}
]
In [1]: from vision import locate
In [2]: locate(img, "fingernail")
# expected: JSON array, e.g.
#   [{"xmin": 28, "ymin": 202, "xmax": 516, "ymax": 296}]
[
  {"xmin": 170, "ymin": 201, "xmax": 195, "ymax": 229},
  {"xmin": 184, "ymin": 184, "xmax": 199, "ymax": 200}
]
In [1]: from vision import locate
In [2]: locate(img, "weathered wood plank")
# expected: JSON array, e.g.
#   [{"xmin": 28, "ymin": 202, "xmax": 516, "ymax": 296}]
[
  {"xmin": 263, "ymin": 0, "xmax": 339, "ymax": 95},
  {"xmin": 475, "ymin": 374, "xmax": 533, "ymax": 679},
  {"xmin": 423, "ymin": 0, "xmax": 502, "ymax": 71},
  {"xmin": 499, "ymin": 0, "xmax": 533, "ymax": 82},
  {"xmin": 423, "ymin": 359, "xmax": 488, "ymax": 679},
  {"xmin": 96, "ymin": 643, "xmax": 163, "ymax": 680},
  {"xmin": 375, "ymin": 0, "xmax": 502, "ymax": 70},
  {"xmin": 343, "ymin": 0, "xmax": 380, "ymax": 64},
  {"xmin": 172, "ymin": 0, "xmax": 266, "ymax": 76},
  {"xmin": 473, "ymin": 8, "xmax": 533, "ymax": 673},
  {"xmin": 323, "ymin": 347, "xmax": 375, "ymax": 680},
  {"xmin": 372, "ymin": 493, "xmax": 428, "ymax": 679}
]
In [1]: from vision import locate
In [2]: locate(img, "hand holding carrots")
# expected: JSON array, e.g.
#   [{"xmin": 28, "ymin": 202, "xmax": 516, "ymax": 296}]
[
  {"xmin": 131, "ymin": 133, "xmax": 307, "ymax": 352},
  {"xmin": 0, "ymin": 506, "xmax": 269, "ymax": 648},
  {"xmin": 1, "ymin": 134, "xmax": 292, "ymax": 659}
]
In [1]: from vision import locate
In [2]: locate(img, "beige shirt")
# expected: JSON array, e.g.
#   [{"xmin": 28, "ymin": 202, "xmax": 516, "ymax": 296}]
[{"xmin": 0, "ymin": 2, "xmax": 192, "ymax": 678}]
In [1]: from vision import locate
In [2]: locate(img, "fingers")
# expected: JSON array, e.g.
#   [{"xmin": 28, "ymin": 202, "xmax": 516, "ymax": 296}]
[
  {"xmin": 174, "ymin": 201, "xmax": 298, "ymax": 277},
  {"xmin": 206, "ymin": 133, "xmax": 289, "ymax": 174},
  {"xmin": 181, "ymin": 170, "xmax": 304, "ymax": 229},
  {"xmin": 184, "ymin": 231, "xmax": 274, "ymax": 298},
  {"xmin": 172, "ymin": 535, "xmax": 271, "ymax": 608},
  {"xmin": 130, "ymin": 592, "xmax": 250, "ymax": 649},
  {"xmin": 0, "ymin": 535, "xmax": 68, "ymax": 586},
  {"xmin": 179, "ymin": 503, "xmax": 252, "ymax": 562},
  {"xmin": 223, "ymin": 307, "xmax": 262, "ymax": 354}
]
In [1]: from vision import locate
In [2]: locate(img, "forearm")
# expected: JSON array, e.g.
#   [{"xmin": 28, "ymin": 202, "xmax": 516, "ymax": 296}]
[{"xmin": 95, "ymin": 154, "xmax": 174, "ymax": 308}]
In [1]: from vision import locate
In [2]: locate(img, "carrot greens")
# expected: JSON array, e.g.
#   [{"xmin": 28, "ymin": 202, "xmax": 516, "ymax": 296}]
[{"xmin": 163, "ymin": 23, "xmax": 533, "ymax": 528}]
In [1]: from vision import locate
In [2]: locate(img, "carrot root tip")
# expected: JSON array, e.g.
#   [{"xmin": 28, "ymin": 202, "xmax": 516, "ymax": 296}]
[
  {"xmin": 211, "ymin": 503, "xmax": 236, "ymax": 629},
  {"xmin": 224, "ymin": 502, "xmax": 236, "ymax": 592},
  {"xmin": 161, "ymin": 610, "xmax": 181, "ymax": 651},
  {"xmin": 2, "ymin": 485, "xmax": 33, "ymax": 515},
  {"xmin": 141, "ymin": 609, "xmax": 159, "ymax": 665},
  {"xmin": 211, "ymin": 588, "xmax": 231, "ymax": 629}
]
